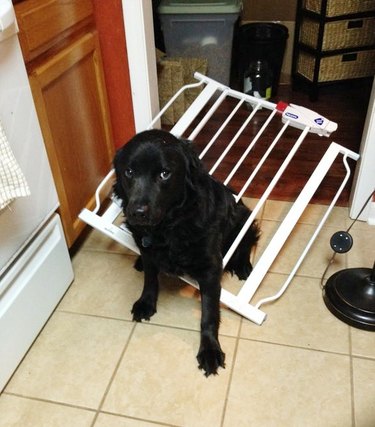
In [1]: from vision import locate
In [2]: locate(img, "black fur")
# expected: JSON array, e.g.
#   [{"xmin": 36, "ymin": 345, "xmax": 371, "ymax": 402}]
[{"xmin": 113, "ymin": 129, "xmax": 259, "ymax": 376}]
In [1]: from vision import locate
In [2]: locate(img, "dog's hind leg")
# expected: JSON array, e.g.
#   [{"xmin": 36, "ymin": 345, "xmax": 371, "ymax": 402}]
[
  {"xmin": 133, "ymin": 256, "xmax": 143, "ymax": 271},
  {"xmin": 225, "ymin": 218, "xmax": 260, "ymax": 280},
  {"xmin": 131, "ymin": 254, "xmax": 159, "ymax": 321},
  {"xmin": 229, "ymin": 231, "xmax": 254, "ymax": 280}
]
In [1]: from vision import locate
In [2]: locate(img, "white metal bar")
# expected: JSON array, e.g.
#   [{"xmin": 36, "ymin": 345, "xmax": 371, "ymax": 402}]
[
  {"xmin": 237, "ymin": 142, "xmax": 360, "ymax": 304},
  {"xmin": 148, "ymin": 79, "xmax": 205, "ymax": 130},
  {"xmin": 188, "ymin": 89, "xmax": 229, "ymax": 141},
  {"xmin": 176, "ymin": 272, "xmax": 267, "ymax": 324},
  {"xmin": 223, "ymin": 126, "xmax": 311, "ymax": 268},
  {"xmin": 256, "ymin": 152, "xmax": 354, "ymax": 309},
  {"xmin": 199, "ymin": 98, "xmax": 246, "ymax": 161},
  {"xmin": 79, "ymin": 208, "xmax": 140, "ymax": 255},
  {"xmin": 220, "ymin": 288, "xmax": 267, "ymax": 325},
  {"xmin": 208, "ymin": 103, "xmax": 262, "ymax": 174},
  {"xmin": 101, "ymin": 199, "xmax": 123, "ymax": 223},
  {"xmin": 224, "ymin": 108, "xmax": 279, "ymax": 186},
  {"xmin": 93, "ymin": 169, "xmax": 115, "ymax": 214},
  {"xmin": 193, "ymin": 72, "xmax": 276, "ymax": 111},
  {"xmin": 236, "ymin": 120, "xmax": 290, "ymax": 202},
  {"xmin": 170, "ymin": 82, "xmax": 218, "ymax": 137}
]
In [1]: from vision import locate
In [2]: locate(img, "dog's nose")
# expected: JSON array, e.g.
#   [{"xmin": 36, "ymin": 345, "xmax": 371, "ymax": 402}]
[
  {"xmin": 134, "ymin": 205, "xmax": 148, "ymax": 218},
  {"xmin": 131, "ymin": 205, "xmax": 149, "ymax": 219}
]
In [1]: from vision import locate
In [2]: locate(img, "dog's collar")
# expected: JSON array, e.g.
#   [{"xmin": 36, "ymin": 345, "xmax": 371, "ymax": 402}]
[{"xmin": 141, "ymin": 235, "xmax": 152, "ymax": 248}]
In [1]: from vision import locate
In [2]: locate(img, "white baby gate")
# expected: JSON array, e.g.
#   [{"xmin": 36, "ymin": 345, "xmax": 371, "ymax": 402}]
[{"xmin": 79, "ymin": 73, "xmax": 359, "ymax": 325}]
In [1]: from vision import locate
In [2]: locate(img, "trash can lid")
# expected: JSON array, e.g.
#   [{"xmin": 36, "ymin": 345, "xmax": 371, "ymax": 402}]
[{"xmin": 159, "ymin": 0, "xmax": 242, "ymax": 15}]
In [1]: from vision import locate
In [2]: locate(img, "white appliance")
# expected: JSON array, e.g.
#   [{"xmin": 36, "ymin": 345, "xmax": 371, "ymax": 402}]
[{"xmin": 0, "ymin": 1, "xmax": 74, "ymax": 391}]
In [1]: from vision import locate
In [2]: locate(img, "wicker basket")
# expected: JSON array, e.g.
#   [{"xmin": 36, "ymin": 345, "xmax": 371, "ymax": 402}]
[
  {"xmin": 303, "ymin": 0, "xmax": 375, "ymax": 17},
  {"xmin": 300, "ymin": 16, "xmax": 375, "ymax": 50},
  {"xmin": 157, "ymin": 55, "xmax": 208, "ymax": 125},
  {"xmin": 297, "ymin": 49, "xmax": 375, "ymax": 82}
]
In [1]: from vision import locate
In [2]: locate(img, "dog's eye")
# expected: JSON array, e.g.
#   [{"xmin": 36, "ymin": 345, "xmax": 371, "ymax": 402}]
[
  {"xmin": 160, "ymin": 169, "xmax": 171, "ymax": 180},
  {"xmin": 124, "ymin": 168, "xmax": 134, "ymax": 178}
]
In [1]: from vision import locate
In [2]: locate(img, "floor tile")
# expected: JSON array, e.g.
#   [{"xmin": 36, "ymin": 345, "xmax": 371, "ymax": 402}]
[
  {"xmin": 103, "ymin": 323, "xmax": 235, "ymax": 426},
  {"xmin": 0, "ymin": 394, "xmax": 95, "ymax": 427},
  {"xmin": 256, "ymin": 220, "xmax": 346, "ymax": 278},
  {"xmin": 263, "ymin": 200, "xmax": 349, "ymax": 228},
  {"xmin": 240, "ymin": 273, "xmax": 350, "ymax": 353},
  {"xmin": 352, "ymin": 357, "xmax": 375, "ymax": 427},
  {"xmin": 346, "ymin": 226, "xmax": 375, "ymax": 269},
  {"xmin": 58, "ymin": 251, "xmax": 143, "ymax": 320},
  {"xmin": 5, "ymin": 312, "xmax": 133, "ymax": 408},
  {"xmin": 242, "ymin": 196, "xmax": 265, "ymax": 219},
  {"xmin": 224, "ymin": 340, "xmax": 352, "ymax": 427},
  {"xmin": 351, "ymin": 327, "xmax": 375, "ymax": 359},
  {"xmin": 94, "ymin": 413, "xmax": 172, "ymax": 427}
]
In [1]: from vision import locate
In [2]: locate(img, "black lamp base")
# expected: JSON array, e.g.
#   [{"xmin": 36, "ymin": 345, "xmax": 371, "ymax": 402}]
[{"xmin": 323, "ymin": 267, "xmax": 375, "ymax": 331}]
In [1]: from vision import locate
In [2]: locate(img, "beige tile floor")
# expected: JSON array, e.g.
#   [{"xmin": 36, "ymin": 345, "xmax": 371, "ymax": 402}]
[{"xmin": 1, "ymin": 200, "xmax": 375, "ymax": 427}]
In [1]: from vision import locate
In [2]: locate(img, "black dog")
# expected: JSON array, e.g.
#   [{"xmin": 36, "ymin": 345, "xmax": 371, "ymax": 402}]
[{"xmin": 113, "ymin": 129, "xmax": 259, "ymax": 376}]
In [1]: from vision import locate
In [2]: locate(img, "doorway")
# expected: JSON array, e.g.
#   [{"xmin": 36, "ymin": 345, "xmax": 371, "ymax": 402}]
[{"xmin": 122, "ymin": 0, "xmax": 374, "ymax": 215}]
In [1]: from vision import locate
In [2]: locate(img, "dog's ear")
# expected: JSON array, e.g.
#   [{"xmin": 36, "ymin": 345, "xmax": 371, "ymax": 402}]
[
  {"xmin": 113, "ymin": 179, "xmax": 127, "ymax": 205},
  {"xmin": 112, "ymin": 149, "xmax": 129, "ymax": 206},
  {"xmin": 178, "ymin": 139, "xmax": 204, "ymax": 189}
]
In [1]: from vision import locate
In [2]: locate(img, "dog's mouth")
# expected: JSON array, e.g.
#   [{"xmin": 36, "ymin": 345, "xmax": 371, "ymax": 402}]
[{"xmin": 127, "ymin": 217, "xmax": 160, "ymax": 227}]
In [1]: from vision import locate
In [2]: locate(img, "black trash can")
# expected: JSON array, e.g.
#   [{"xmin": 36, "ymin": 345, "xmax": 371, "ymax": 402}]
[{"xmin": 238, "ymin": 23, "xmax": 288, "ymax": 97}]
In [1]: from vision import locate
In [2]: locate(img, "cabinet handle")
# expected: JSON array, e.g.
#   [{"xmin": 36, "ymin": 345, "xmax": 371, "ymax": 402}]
[
  {"xmin": 347, "ymin": 20, "xmax": 363, "ymax": 29},
  {"xmin": 342, "ymin": 53, "xmax": 357, "ymax": 62}
]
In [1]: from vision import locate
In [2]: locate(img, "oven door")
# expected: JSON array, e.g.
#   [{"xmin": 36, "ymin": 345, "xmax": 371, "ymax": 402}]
[{"xmin": 0, "ymin": 1, "xmax": 58, "ymax": 274}]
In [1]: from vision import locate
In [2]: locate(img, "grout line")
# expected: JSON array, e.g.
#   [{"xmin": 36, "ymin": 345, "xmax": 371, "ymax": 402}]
[
  {"xmin": 238, "ymin": 335, "xmax": 352, "ymax": 358},
  {"xmin": 220, "ymin": 316, "xmax": 243, "ymax": 427},
  {"xmin": 74, "ymin": 248, "xmax": 139, "ymax": 258},
  {"xmin": 90, "ymin": 322, "xmax": 137, "ymax": 427},
  {"xmin": 349, "ymin": 328, "xmax": 356, "ymax": 427},
  {"xmin": 59, "ymin": 308, "xmax": 375, "ymax": 361},
  {"xmin": 350, "ymin": 353, "xmax": 375, "ymax": 362},
  {"xmin": 80, "ymin": 248, "xmax": 139, "ymax": 257},
  {"xmin": 98, "ymin": 409, "xmax": 181, "ymax": 427},
  {"xmin": 56, "ymin": 309, "xmax": 135, "ymax": 324},
  {"xmin": 2, "ymin": 392, "xmax": 97, "ymax": 413}
]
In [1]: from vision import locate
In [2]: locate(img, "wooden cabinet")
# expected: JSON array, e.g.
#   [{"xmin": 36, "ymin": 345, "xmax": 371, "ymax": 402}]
[
  {"xmin": 292, "ymin": 0, "xmax": 375, "ymax": 100},
  {"xmin": 15, "ymin": 0, "xmax": 115, "ymax": 247}
]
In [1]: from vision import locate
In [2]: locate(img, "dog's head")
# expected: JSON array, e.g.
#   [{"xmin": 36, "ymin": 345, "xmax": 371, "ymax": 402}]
[{"xmin": 113, "ymin": 129, "xmax": 201, "ymax": 227}]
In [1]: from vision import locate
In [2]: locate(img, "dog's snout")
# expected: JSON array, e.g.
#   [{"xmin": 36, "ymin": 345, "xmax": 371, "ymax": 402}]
[
  {"xmin": 127, "ymin": 203, "xmax": 150, "ymax": 224},
  {"xmin": 134, "ymin": 205, "xmax": 149, "ymax": 218}
]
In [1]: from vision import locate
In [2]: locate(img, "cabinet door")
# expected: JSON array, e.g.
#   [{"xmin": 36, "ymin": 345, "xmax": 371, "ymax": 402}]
[{"xmin": 29, "ymin": 31, "xmax": 114, "ymax": 247}]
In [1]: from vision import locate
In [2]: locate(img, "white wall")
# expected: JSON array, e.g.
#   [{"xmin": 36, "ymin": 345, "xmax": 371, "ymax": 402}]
[
  {"xmin": 121, "ymin": 0, "xmax": 160, "ymax": 132},
  {"xmin": 350, "ymin": 77, "xmax": 375, "ymax": 224}
]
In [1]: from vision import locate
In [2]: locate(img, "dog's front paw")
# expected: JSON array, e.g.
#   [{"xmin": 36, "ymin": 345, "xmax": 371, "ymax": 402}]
[
  {"xmin": 131, "ymin": 298, "xmax": 156, "ymax": 322},
  {"xmin": 196, "ymin": 336, "xmax": 225, "ymax": 377}
]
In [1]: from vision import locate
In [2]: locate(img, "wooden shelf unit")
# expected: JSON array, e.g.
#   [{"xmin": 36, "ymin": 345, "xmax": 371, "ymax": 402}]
[{"xmin": 292, "ymin": 0, "xmax": 375, "ymax": 100}]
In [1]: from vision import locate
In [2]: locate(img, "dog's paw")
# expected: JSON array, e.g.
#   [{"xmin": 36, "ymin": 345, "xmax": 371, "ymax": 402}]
[
  {"xmin": 133, "ymin": 256, "xmax": 144, "ymax": 272},
  {"xmin": 196, "ymin": 336, "xmax": 226, "ymax": 377},
  {"xmin": 131, "ymin": 298, "xmax": 156, "ymax": 322},
  {"xmin": 235, "ymin": 262, "xmax": 252, "ymax": 281}
]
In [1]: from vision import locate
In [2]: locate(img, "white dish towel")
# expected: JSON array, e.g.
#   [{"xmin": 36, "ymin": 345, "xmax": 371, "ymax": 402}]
[{"xmin": 0, "ymin": 119, "xmax": 30, "ymax": 210}]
